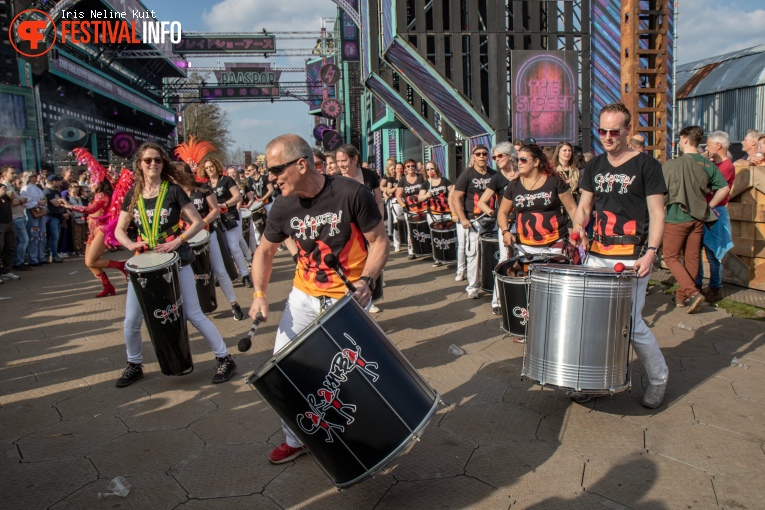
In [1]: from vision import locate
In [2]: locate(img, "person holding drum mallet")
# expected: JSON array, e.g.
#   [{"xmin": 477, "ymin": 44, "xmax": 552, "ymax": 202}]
[
  {"xmin": 113, "ymin": 143, "xmax": 237, "ymax": 388},
  {"xmin": 247, "ymin": 134, "xmax": 389, "ymax": 464},
  {"xmin": 451, "ymin": 144, "xmax": 496, "ymax": 299},
  {"xmin": 571, "ymin": 102, "xmax": 669, "ymax": 409}
]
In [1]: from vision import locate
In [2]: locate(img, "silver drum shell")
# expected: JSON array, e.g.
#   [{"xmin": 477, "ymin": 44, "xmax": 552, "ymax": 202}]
[{"xmin": 523, "ymin": 264, "xmax": 636, "ymax": 393}]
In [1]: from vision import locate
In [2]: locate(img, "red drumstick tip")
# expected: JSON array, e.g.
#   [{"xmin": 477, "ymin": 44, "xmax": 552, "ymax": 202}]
[
  {"xmin": 570, "ymin": 232, "xmax": 580, "ymax": 242},
  {"xmin": 614, "ymin": 262, "xmax": 625, "ymax": 273}
]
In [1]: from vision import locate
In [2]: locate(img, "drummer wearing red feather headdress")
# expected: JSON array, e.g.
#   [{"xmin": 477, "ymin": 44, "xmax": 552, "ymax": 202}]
[{"xmin": 247, "ymin": 134, "xmax": 389, "ymax": 465}]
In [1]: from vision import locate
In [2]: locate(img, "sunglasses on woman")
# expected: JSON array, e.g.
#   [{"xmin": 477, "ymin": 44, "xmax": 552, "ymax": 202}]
[
  {"xmin": 492, "ymin": 154, "xmax": 507, "ymax": 160},
  {"xmin": 518, "ymin": 157, "xmax": 531, "ymax": 164},
  {"xmin": 141, "ymin": 157, "xmax": 163, "ymax": 165}
]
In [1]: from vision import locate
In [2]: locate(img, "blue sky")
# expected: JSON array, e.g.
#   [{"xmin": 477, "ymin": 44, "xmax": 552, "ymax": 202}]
[{"xmin": 144, "ymin": 0, "xmax": 765, "ymax": 153}]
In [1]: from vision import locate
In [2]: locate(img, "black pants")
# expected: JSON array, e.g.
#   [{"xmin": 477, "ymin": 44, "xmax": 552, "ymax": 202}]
[{"xmin": 0, "ymin": 222, "xmax": 17, "ymax": 272}]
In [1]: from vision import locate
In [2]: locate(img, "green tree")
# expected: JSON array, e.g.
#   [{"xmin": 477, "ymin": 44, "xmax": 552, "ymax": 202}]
[{"xmin": 180, "ymin": 74, "xmax": 232, "ymax": 158}]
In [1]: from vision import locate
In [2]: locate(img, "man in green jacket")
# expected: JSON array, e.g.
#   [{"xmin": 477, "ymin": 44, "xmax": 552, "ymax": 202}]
[{"xmin": 662, "ymin": 126, "xmax": 729, "ymax": 313}]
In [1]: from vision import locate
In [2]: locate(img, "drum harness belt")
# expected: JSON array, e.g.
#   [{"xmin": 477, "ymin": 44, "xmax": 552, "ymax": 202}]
[
  {"xmin": 590, "ymin": 233, "xmax": 645, "ymax": 246},
  {"xmin": 136, "ymin": 181, "xmax": 169, "ymax": 249}
]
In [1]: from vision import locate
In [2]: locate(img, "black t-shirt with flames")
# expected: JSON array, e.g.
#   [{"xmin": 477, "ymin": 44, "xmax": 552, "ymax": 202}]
[
  {"xmin": 455, "ymin": 166, "xmax": 496, "ymax": 218},
  {"xmin": 504, "ymin": 174, "xmax": 569, "ymax": 246},
  {"xmin": 122, "ymin": 183, "xmax": 193, "ymax": 264},
  {"xmin": 487, "ymin": 172, "xmax": 512, "ymax": 211},
  {"xmin": 579, "ymin": 152, "xmax": 667, "ymax": 258},
  {"xmin": 210, "ymin": 175, "xmax": 239, "ymax": 220},
  {"xmin": 264, "ymin": 176, "xmax": 382, "ymax": 298},
  {"xmin": 421, "ymin": 177, "xmax": 452, "ymax": 214},
  {"xmin": 397, "ymin": 175, "xmax": 426, "ymax": 212}
]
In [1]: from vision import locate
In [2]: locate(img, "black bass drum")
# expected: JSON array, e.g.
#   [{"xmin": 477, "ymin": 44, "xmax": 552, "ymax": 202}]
[
  {"xmin": 188, "ymin": 230, "xmax": 217, "ymax": 314},
  {"xmin": 247, "ymin": 295, "xmax": 438, "ymax": 488}
]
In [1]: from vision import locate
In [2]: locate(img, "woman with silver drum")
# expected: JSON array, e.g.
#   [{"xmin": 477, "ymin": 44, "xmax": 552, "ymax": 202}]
[{"xmin": 114, "ymin": 143, "xmax": 236, "ymax": 388}]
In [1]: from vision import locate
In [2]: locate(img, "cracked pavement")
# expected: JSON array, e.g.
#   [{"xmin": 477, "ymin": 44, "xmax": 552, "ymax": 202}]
[{"xmin": 0, "ymin": 249, "xmax": 763, "ymax": 509}]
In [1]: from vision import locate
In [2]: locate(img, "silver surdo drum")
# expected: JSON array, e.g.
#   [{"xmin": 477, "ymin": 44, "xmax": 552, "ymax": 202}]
[{"xmin": 523, "ymin": 263, "xmax": 637, "ymax": 393}]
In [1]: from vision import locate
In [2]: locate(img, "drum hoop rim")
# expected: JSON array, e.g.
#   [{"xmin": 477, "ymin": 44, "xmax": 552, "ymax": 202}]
[
  {"xmin": 529, "ymin": 263, "xmax": 638, "ymax": 278},
  {"xmin": 188, "ymin": 229, "xmax": 210, "ymax": 247},
  {"xmin": 246, "ymin": 294, "xmax": 357, "ymax": 383},
  {"xmin": 494, "ymin": 272, "xmax": 529, "ymax": 284},
  {"xmin": 126, "ymin": 251, "xmax": 180, "ymax": 272}
]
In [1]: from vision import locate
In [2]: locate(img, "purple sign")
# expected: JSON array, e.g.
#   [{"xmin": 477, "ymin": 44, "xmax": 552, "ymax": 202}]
[
  {"xmin": 174, "ymin": 35, "xmax": 275, "ymax": 54},
  {"xmin": 340, "ymin": 0, "xmax": 360, "ymax": 62},
  {"xmin": 322, "ymin": 130, "xmax": 344, "ymax": 152},
  {"xmin": 214, "ymin": 63, "xmax": 281, "ymax": 86}
]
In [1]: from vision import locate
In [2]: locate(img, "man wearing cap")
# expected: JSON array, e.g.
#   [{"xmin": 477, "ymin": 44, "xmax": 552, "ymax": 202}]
[
  {"xmin": 44, "ymin": 175, "xmax": 67, "ymax": 263},
  {"xmin": 451, "ymin": 144, "xmax": 496, "ymax": 298}
]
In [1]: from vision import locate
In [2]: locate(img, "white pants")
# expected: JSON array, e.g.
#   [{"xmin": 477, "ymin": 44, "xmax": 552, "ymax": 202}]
[
  {"xmin": 223, "ymin": 220, "xmax": 250, "ymax": 277},
  {"xmin": 391, "ymin": 202, "xmax": 404, "ymax": 250},
  {"xmin": 586, "ymin": 255, "xmax": 669, "ymax": 386},
  {"xmin": 275, "ymin": 287, "xmax": 370, "ymax": 448},
  {"xmin": 209, "ymin": 230, "xmax": 237, "ymax": 304},
  {"xmin": 238, "ymin": 234, "xmax": 251, "ymax": 262},
  {"xmin": 124, "ymin": 264, "xmax": 228, "ymax": 364},
  {"xmin": 463, "ymin": 223, "xmax": 491, "ymax": 293},
  {"xmin": 455, "ymin": 223, "xmax": 467, "ymax": 275}
]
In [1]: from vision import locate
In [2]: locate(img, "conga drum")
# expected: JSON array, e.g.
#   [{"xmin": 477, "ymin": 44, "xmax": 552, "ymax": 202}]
[
  {"xmin": 494, "ymin": 259, "xmax": 529, "ymax": 337},
  {"xmin": 479, "ymin": 231, "xmax": 500, "ymax": 292},
  {"xmin": 247, "ymin": 295, "xmax": 439, "ymax": 488},
  {"xmin": 523, "ymin": 264, "xmax": 637, "ymax": 394},
  {"xmin": 240, "ymin": 208, "xmax": 251, "ymax": 243},
  {"xmin": 395, "ymin": 212, "xmax": 408, "ymax": 246},
  {"xmin": 125, "ymin": 252, "xmax": 193, "ymax": 376},
  {"xmin": 407, "ymin": 213, "xmax": 432, "ymax": 255},
  {"xmin": 431, "ymin": 221, "xmax": 457, "ymax": 263},
  {"xmin": 188, "ymin": 230, "xmax": 217, "ymax": 314},
  {"xmin": 250, "ymin": 205, "xmax": 267, "ymax": 236}
]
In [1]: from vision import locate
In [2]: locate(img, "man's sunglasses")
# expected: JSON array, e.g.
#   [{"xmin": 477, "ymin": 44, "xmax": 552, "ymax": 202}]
[
  {"xmin": 405, "ymin": 164, "xmax": 415, "ymax": 168},
  {"xmin": 473, "ymin": 151, "xmax": 489, "ymax": 157},
  {"xmin": 141, "ymin": 157, "xmax": 163, "ymax": 165},
  {"xmin": 267, "ymin": 156, "xmax": 307, "ymax": 176},
  {"xmin": 597, "ymin": 128, "xmax": 622, "ymax": 137}
]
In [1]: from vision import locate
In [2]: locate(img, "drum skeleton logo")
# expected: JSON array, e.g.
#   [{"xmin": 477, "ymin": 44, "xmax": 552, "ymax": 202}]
[
  {"xmin": 296, "ymin": 332, "xmax": 380, "ymax": 443},
  {"xmin": 412, "ymin": 229, "xmax": 431, "ymax": 243},
  {"xmin": 194, "ymin": 273, "xmax": 211, "ymax": 285},
  {"xmin": 512, "ymin": 306, "xmax": 529, "ymax": 325},
  {"xmin": 594, "ymin": 173, "xmax": 635, "ymax": 194},
  {"xmin": 290, "ymin": 211, "xmax": 342, "ymax": 240},
  {"xmin": 153, "ymin": 299, "xmax": 182, "ymax": 324},
  {"xmin": 433, "ymin": 237, "xmax": 457, "ymax": 250}
]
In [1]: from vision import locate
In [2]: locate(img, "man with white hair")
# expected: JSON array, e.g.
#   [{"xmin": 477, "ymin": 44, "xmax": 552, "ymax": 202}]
[
  {"xmin": 696, "ymin": 131, "xmax": 736, "ymax": 303},
  {"xmin": 736, "ymin": 129, "xmax": 763, "ymax": 165}
]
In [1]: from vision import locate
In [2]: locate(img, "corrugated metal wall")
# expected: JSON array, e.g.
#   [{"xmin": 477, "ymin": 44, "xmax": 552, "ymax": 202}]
[{"xmin": 677, "ymin": 85, "xmax": 765, "ymax": 142}]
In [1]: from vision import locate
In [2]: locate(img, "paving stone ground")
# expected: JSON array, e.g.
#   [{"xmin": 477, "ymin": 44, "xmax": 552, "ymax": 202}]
[{"xmin": 1, "ymin": 250, "xmax": 764, "ymax": 509}]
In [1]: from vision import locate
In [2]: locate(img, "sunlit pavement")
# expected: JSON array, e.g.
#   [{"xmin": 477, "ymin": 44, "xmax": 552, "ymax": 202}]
[{"xmin": 1, "ymin": 250, "xmax": 763, "ymax": 509}]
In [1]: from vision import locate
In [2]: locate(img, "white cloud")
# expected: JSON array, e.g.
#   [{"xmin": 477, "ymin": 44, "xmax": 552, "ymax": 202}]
[
  {"xmin": 677, "ymin": 1, "xmax": 765, "ymax": 63},
  {"xmin": 202, "ymin": 0, "xmax": 332, "ymax": 33}
]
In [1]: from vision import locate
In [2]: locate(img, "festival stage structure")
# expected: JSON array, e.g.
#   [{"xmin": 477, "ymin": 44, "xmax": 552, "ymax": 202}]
[{"xmin": 327, "ymin": 0, "xmax": 674, "ymax": 175}]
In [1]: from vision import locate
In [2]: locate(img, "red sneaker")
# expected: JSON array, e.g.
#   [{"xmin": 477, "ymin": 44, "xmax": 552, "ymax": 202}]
[{"xmin": 268, "ymin": 443, "xmax": 307, "ymax": 464}]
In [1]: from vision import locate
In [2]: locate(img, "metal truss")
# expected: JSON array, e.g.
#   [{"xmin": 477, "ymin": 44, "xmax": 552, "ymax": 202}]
[
  {"xmin": 188, "ymin": 67, "xmax": 305, "ymax": 73},
  {"xmin": 118, "ymin": 48, "xmax": 337, "ymax": 58}
]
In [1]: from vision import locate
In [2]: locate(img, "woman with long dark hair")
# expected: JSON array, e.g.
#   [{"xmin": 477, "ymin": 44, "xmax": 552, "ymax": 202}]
[
  {"xmin": 64, "ymin": 176, "xmax": 127, "ymax": 297},
  {"xmin": 199, "ymin": 157, "xmax": 251, "ymax": 287},
  {"xmin": 113, "ymin": 143, "xmax": 236, "ymax": 387},
  {"xmin": 551, "ymin": 141, "xmax": 579, "ymax": 198},
  {"xmin": 395, "ymin": 159, "xmax": 426, "ymax": 259},
  {"xmin": 496, "ymin": 144, "xmax": 578, "ymax": 257},
  {"xmin": 173, "ymin": 161, "xmax": 244, "ymax": 321}
]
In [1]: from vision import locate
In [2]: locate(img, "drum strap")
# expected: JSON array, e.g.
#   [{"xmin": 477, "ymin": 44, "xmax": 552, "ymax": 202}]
[
  {"xmin": 591, "ymin": 233, "xmax": 645, "ymax": 246},
  {"xmin": 136, "ymin": 181, "xmax": 170, "ymax": 249}
]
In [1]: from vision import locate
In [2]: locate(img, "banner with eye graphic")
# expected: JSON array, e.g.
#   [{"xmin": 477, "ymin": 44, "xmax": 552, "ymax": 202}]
[{"xmin": 52, "ymin": 116, "xmax": 89, "ymax": 150}]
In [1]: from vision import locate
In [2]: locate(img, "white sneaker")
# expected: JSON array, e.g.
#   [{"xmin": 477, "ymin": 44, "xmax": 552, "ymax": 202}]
[
  {"xmin": 455, "ymin": 271, "xmax": 466, "ymax": 282},
  {"xmin": 467, "ymin": 290, "xmax": 479, "ymax": 299},
  {"xmin": 58, "ymin": 252, "xmax": 69, "ymax": 259},
  {"xmin": 369, "ymin": 304, "xmax": 380, "ymax": 313},
  {"xmin": 0, "ymin": 271, "xmax": 20, "ymax": 280},
  {"xmin": 394, "ymin": 246, "xmax": 402, "ymax": 253}
]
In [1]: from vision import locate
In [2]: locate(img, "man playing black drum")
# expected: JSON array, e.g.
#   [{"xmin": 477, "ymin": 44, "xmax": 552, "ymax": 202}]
[
  {"xmin": 571, "ymin": 102, "xmax": 669, "ymax": 409},
  {"xmin": 248, "ymin": 134, "xmax": 389, "ymax": 464}
]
